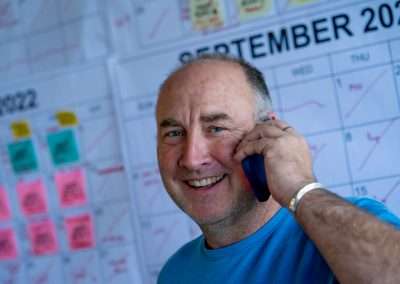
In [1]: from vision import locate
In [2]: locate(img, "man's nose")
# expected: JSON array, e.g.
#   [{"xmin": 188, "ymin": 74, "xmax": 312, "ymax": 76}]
[{"xmin": 178, "ymin": 132, "xmax": 211, "ymax": 170}]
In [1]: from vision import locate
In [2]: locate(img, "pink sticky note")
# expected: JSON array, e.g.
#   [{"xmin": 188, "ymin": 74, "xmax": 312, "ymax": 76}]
[
  {"xmin": 28, "ymin": 220, "xmax": 58, "ymax": 256},
  {"xmin": 55, "ymin": 168, "xmax": 87, "ymax": 208},
  {"xmin": 0, "ymin": 186, "xmax": 11, "ymax": 221},
  {"xmin": 65, "ymin": 213, "xmax": 95, "ymax": 251},
  {"xmin": 0, "ymin": 228, "xmax": 18, "ymax": 260},
  {"xmin": 16, "ymin": 179, "xmax": 48, "ymax": 216}
]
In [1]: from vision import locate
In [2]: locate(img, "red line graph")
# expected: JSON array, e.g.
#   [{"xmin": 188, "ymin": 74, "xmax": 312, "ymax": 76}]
[
  {"xmin": 84, "ymin": 124, "xmax": 115, "ymax": 158},
  {"xmin": 101, "ymin": 205, "xmax": 130, "ymax": 244},
  {"xmin": 0, "ymin": 1, "xmax": 17, "ymax": 29},
  {"xmin": 381, "ymin": 179, "xmax": 400, "ymax": 203},
  {"xmin": 278, "ymin": 100, "xmax": 325, "ymax": 113},
  {"xmin": 33, "ymin": 260, "xmax": 55, "ymax": 284},
  {"xmin": 148, "ymin": 7, "xmax": 169, "ymax": 39},
  {"xmin": 3, "ymin": 263, "xmax": 20, "ymax": 284},
  {"xmin": 153, "ymin": 220, "xmax": 179, "ymax": 258},
  {"xmin": 344, "ymin": 70, "xmax": 387, "ymax": 118},
  {"xmin": 107, "ymin": 253, "xmax": 129, "ymax": 283},
  {"xmin": 71, "ymin": 253, "xmax": 97, "ymax": 284},
  {"xmin": 0, "ymin": 42, "xmax": 79, "ymax": 74},
  {"xmin": 358, "ymin": 118, "xmax": 397, "ymax": 170}
]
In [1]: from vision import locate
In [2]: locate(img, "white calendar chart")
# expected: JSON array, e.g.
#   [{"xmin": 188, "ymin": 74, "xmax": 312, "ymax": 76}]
[
  {"xmin": 0, "ymin": 63, "xmax": 143, "ymax": 284},
  {"xmin": 110, "ymin": 0, "xmax": 400, "ymax": 282},
  {"xmin": 0, "ymin": 0, "xmax": 399, "ymax": 283},
  {"xmin": 0, "ymin": 0, "xmax": 108, "ymax": 82}
]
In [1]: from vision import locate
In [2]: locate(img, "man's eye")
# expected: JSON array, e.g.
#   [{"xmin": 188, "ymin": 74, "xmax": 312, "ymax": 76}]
[
  {"xmin": 165, "ymin": 130, "xmax": 184, "ymax": 137},
  {"xmin": 209, "ymin": 126, "xmax": 225, "ymax": 133}
]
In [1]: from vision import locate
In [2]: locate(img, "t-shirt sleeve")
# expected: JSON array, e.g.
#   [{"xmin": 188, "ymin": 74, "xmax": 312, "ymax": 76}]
[{"xmin": 347, "ymin": 197, "xmax": 400, "ymax": 230}]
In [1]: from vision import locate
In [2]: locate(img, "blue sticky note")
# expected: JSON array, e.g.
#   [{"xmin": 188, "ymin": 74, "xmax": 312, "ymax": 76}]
[
  {"xmin": 47, "ymin": 129, "xmax": 79, "ymax": 166},
  {"xmin": 8, "ymin": 140, "xmax": 38, "ymax": 174}
]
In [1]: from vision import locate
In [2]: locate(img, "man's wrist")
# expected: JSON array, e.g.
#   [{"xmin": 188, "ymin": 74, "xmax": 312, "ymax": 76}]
[{"xmin": 288, "ymin": 182, "xmax": 324, "ymax": 214}]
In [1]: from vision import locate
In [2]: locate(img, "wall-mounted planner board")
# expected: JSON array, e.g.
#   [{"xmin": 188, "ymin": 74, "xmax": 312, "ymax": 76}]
[
  {"xmin": 109, "ymin": 0, "xmax": 400, "ymax": 282},
  {"xmin": 0, "ymin": 0, "xmax": 399, "ymax": 283}
]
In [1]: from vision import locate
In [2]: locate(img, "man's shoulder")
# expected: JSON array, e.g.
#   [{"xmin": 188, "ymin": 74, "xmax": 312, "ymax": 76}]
[{"xmin": 158, "ymin": 235, "xmax": 203, "ymax": 283}]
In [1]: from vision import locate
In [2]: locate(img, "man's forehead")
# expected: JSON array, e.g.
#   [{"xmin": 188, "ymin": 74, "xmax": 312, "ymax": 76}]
[
  {"xmin": 164, "ymin": 60, "xmax": 247, "ymax": 89},
  {"xmin": 156, "ymin": 59, "xmax": 255, "ymax": 122}
]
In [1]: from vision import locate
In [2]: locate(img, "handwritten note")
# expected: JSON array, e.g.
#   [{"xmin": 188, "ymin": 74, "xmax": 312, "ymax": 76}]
[
  {"xmin": 7, "ymin": 140, "xmax": 38, "ymax": 174},
  {"xmin": 0, "ymin": 228, "xmax": 18, "ymax": 260},
  {"xmin": 190, "ymin": 0, "xmax": 224, "ymax": 30},
  {"xmin": 65, "ymin": 213, "xmax": 95, "ymax": 251},
  {"xmin": 16, "ymin": 179, "xmax": 48, "ymax": 216},
  {"xmin": 11, "ymin": 120, "xmax": 31, "ymax": 139},
  {"xmin": 55, "ymin": 168, "xmax": 87, "ymax": 208},
  {"xmin": 0, "ymin": 185, "xmax": 11, "ymax": 221},
  {"xmin": 47, "ymin": 129, "xmax": 79, "ymax": 166},
  {"xmin": 28, "ymin": 220, "xmax": 58, "ymax": 255},
  {"xmin": 56, "ymin": 111, "xmax": 78, "ymax": 127},
  {"xmin": 237, "ymin": 0, "xmax": 272, "ymax": 21}
]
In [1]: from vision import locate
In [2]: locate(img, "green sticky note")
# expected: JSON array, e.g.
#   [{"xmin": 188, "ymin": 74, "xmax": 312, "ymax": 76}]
[
  {"xmin": 8, "ymin": 140, "xmax": 38, "ymax": 174},
  {"xmin": 47, "ymin": 129, "xmax": 79, "ymax": 166}
]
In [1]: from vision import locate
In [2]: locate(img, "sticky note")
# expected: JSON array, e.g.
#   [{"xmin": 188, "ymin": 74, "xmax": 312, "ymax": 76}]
[
  {"xmin": 11, "ymin": 121, "xmax": 31, "ymax": 139},
  {"xmin": 56, "ymin": 111, "xmax": 78, "ymax": 127},
  {"xmin": 27, "ymin": 220, "xmax": 58, "ymax": 255},
  {"xmin": 64, "ymin": 214, "xmax": 95, "ymax": 250},
  {"xmin": 16, "ymin": 179, "xmax": 48, "ymax": 216},
  {"xmin": 55, "ymin": 168, "xmax": 87, "ymax": 208},
  {"xmin": 0, "ymin": 228, "xmax": 18, "ymax": 260},
  {"xmin": 190, "ymin": 0, "xmax": 224, "ymax": 30},
  {"xmin": 0, "ymin": 186, "xmax": 11, "ymax": 221},
  {"xmin": 237, "ymin": 0, "xmax": 272, "ymax": 21},
  {"xmin": 7, "ymin": 140, "xmax": 38, "ymax": 174},
  {"xmin": 289, "ymin": 0, "xmax": 317, "ymax": 6},
  {"xmin": 47, "ymin": 129, "xmax": 79, "ymax": 166}
]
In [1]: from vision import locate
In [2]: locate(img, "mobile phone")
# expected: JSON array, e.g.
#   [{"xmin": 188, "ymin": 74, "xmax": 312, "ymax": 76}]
[{"xmin": 241, "ymin": 154, "xmax": 270, "ymax": 202}]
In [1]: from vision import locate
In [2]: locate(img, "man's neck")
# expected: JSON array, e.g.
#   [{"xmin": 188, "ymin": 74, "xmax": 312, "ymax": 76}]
[{"xmin": 201, "ymin": 198, "xmax": 281, "ymax": 249}]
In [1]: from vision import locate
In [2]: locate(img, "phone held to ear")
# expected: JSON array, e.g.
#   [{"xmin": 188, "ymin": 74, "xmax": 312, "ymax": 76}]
[{"xmin": 241, "ymin": 154, "xmax": 270, "ymax": 202}]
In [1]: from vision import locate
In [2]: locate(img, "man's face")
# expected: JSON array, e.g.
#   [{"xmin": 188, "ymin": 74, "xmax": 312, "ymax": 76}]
[{"xmin": 156, "ymin": 60, "xmax": 258, "ymax": 226}]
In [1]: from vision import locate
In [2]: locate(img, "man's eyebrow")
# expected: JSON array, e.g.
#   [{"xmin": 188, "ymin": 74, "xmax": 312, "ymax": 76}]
[
  {"xmin": 200, "ymin": 112, "xmax": 233, "ymax": 123},
  {"xmin": 159, "ymin": 118, "xmax": 181, "ymax": 128}
]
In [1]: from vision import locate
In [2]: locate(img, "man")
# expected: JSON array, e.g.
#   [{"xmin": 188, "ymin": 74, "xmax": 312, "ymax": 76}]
[{"xmin": 155, "ymin": 54, "xmax": 400, "ymax": 284}]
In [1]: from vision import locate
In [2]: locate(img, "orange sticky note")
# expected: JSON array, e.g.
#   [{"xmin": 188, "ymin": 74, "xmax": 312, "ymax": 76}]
[
  {"xmin": 16, "ymin": 179, "xmax": 48, "ymax": 216},
  {"xmin": 0, "ymin": 228, "xmax": 18, "ymax": 260},
  {"xmin": 64, "ymin": 213, "xmax": 95, "ymax": 251},
  {"xmin": 28, "ymin": 220, "xmax": 58, "ymax": 256},
  {"xmin": 55, "ymin": 168, "xmax": 87, "ymax": 208},
  {"xmin": 0, "ymin": 186, "xmax": 11, "ymax": 221}
]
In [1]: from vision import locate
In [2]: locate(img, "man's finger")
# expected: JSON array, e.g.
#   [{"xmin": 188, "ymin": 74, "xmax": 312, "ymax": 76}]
[{"xmin": 234, "ymin": 138, "xmax": 273, "ymax": 161}]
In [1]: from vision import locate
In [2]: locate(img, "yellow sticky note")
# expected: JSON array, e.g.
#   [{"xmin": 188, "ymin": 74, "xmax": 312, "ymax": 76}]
[
  {"xmin": 11, "ymin": 121, "xmax": 31, "ymax": 139},
  {"xmin": 237, "ymin": 0, "xmax": 272, "ymax": 21},
  {"xmin": 190, "ymin": 0, "xmax": 224, "ymax": 31},
  {"xmin": 289, "ymin": 0, "xmax": 319, "ymax": 7},
  {"xmin": 56, "ymin": 111, "xmax": 78, "ymax": 127}
]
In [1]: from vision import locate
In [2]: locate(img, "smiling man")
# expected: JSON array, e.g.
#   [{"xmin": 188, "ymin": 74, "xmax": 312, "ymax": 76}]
[{"xmin": 155, "ymin": 54, "xmax": 400, "ymax": 284}]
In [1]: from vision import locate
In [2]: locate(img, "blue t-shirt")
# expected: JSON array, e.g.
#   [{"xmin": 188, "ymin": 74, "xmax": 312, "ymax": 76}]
[{"xmin": 158, "ymin": 198, "xmax": 400, "ymax": 284}]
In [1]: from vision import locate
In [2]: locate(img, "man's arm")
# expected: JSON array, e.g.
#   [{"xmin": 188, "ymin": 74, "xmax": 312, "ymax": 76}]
[
  {"xmin": 296, "ymin": 188, "xmax": 400, "ymax": 284},
  {"xmin": 235, "ymin": 119, "xmax": 400, "ymax": 284}
]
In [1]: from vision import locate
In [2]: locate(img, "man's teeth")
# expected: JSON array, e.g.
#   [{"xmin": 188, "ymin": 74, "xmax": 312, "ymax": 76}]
[{"xmin": 187, "ymin": 175, "xmax": 224, "ymax": 188}]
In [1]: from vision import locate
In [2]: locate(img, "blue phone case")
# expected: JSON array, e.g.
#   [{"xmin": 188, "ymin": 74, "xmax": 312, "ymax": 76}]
[{"xmin": 241, "ymin": 154, "xmax": 270, "ymax": 202}]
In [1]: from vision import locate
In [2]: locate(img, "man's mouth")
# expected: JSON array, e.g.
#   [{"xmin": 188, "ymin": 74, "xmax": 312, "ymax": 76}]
[{"xmin": 185, "ymin": 174, "xmax": 226, "ymax": 189}]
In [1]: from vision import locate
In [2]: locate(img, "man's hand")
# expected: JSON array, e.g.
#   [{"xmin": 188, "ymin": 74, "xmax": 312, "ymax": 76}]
[{"xmin": 234, "ymin": 119, "xmax": 315, "ymax": 206}]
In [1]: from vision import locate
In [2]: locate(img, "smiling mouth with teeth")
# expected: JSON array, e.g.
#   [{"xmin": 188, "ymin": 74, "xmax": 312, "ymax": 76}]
[{"xmin": 185, "ymin": 175, "xmax": 226, "ymax": 189}]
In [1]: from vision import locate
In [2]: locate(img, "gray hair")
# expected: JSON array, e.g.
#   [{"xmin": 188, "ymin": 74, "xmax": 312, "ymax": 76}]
[{"xmin": 163, "ymin": 53, "xmax": 273, "ymax": 121}]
